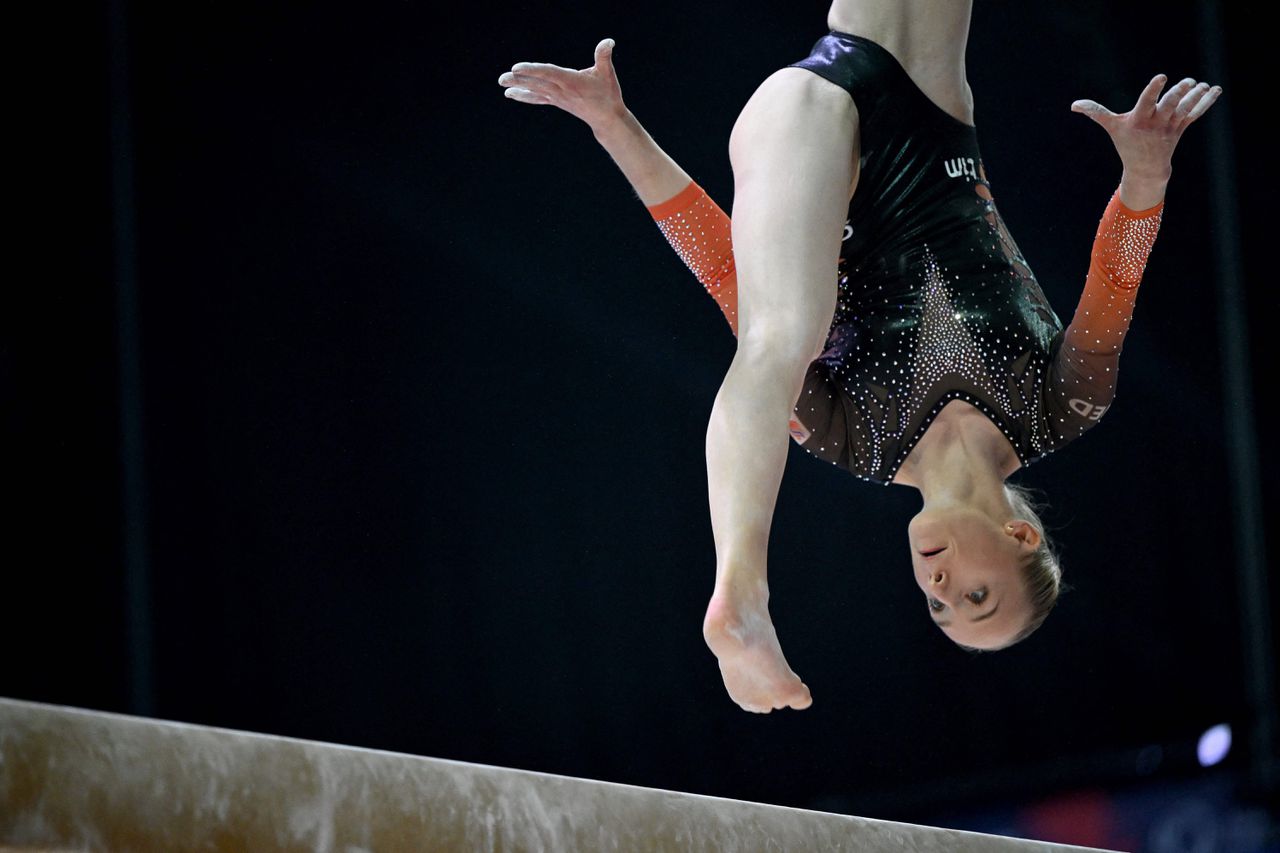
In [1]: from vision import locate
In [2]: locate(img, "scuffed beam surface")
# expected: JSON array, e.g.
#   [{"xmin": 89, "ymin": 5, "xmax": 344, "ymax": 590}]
[{"xmin": 0, "ymin": 699, "xmax": 1117, "ymax": 852}]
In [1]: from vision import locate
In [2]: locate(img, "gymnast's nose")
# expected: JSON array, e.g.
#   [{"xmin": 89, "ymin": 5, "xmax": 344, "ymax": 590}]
[{"xmin": 930, "ymin": 570, "xmax": 947, "ymax": 587}]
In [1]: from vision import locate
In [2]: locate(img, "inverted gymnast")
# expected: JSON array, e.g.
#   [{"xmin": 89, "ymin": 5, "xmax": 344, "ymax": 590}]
[{"xmin": 499, "ymin": 1, "xmax": 1221, "ymax": 713}]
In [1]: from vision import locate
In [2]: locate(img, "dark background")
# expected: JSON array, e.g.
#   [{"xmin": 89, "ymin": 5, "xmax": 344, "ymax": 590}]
[{"xmin": 7, "ymin": 0, "xmax": 1276, "ymax": 846}]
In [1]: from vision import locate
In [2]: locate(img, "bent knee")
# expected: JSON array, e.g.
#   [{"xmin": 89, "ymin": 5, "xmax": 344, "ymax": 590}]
[{"xmin": 736, "ymin": 323, "xmax": 826, "ymax": 368}]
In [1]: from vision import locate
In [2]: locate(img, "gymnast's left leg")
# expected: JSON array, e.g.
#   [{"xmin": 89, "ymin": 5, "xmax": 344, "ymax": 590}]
[{"xmin": 702, "ymin": 68, "xmax": 858, "ymax": 713}]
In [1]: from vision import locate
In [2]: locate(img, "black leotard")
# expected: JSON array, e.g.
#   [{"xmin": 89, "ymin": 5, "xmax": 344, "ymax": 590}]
[
  {"xmin": 647, "ymin": 31, "xmax": 1164, "ymax": 486},
  {"xmin": 783, "ymin": 31, "xmax": 1160, "ymax": 484}
]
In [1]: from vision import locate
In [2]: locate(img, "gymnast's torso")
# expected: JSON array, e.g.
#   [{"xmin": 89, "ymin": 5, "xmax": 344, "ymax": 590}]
[
  {"xmin": 647, "ymin": 32, "xmax": 1160, "ymax": 488},
  {"xmin": 786, "ymin": 31, "xmax": 1076, "ymax": 485}
]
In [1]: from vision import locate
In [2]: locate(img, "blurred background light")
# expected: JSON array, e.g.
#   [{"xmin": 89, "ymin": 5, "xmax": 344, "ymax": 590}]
[{"xmin": 1197, "ymin": 724, "xmax": 1232, "ymax": 768}]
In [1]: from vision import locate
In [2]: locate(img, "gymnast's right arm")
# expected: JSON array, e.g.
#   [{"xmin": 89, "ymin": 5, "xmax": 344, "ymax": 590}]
[
  {"xmin": 1048, "ymin": 72, "xmax": 1223, "ymax": 443},
  {"xmin": 499, "ymin": 39, "xmax": 741, "ymax": 336}
]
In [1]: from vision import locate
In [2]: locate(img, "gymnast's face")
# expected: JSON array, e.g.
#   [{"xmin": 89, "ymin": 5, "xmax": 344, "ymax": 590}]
[{"xmin": 908, "ymin": 506, "xmax": 1039, "ymax": 649}]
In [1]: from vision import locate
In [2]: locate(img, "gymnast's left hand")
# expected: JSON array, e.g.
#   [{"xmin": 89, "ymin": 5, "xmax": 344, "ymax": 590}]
[{"xmin": 1071, "ymin": 75, "xmax": 1222, "ymax": 182}]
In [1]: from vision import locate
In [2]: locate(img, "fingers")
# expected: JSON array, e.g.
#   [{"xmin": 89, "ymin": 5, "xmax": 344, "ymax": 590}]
[
  {"xmin": 498, "ymin": 68, "xmax": 565, "ymax": 101},
  {"xmin": 594, "ymin": 37, "xmax": 617, "ymax": 80},
  {"xmin": 1070, "ymin": 99, "xmax": 1115, "ymax": 125},
  {"xmin": 1181, "ymin": 84, "xmax": 1222, "ymax": 124},
  {"xmin": 1134, "ymin": 73, "xmax": 1167, "ymax": 116},
  {"xmin": 1156, "ymin": 77, "xmax": 1200, "ymax": 117},
  {"xmin": 1132, "ymin": 74, "xmax": 1223, "ymax": 129},
  {"xmin": 499, "ymin": 40, "xmax": 618, "ymax": 107},
  {"xmin": 594, "ymin": 38, "xmax": 615, "ymax": 65},
  {"xmin": 1153, "ymin": 76, "xmax": 1223, "ymax": 130},
  {"xmin": 498, "ymin": 73, "xmax": 557, "ymax": 99},
  {"xmin": 502, "ymin": 87, "xmax": 553, "ymax": 106},
  {"xmin": 509, "ymin": 61, "xmax": 569, "ymax": 75},
  {"xmin": 506, "ymin": 61, "xmax": 574, "ymax": 89},
  {"xmin": 1175, "ymin": 81, "xmax": 1210, "ymax": 113}
]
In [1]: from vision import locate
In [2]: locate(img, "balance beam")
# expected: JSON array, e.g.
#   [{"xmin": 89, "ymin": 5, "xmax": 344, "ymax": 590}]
[{"xmin": 0, "ymin": 698, "xmax": 1117, "ymax": 851}]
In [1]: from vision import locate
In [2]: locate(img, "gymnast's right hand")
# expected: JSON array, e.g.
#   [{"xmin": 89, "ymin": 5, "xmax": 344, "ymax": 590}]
[{"xmin": 498, "ymin": 39, "xmax": 626, "ymax": 133}]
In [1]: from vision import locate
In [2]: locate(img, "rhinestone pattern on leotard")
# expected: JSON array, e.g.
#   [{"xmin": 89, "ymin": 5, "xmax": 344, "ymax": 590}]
[
  {"xmin": 797, "ymin": 157, "xmax": 1055, "ymax": 484},
  {"xmin": 1097, "ymin": 204, "xmax": 1162, "ymax": 289},
  {"xmin": 653, "ymin": 191, "xmax": 738, "ymax": 330},
  {"xmin": 799, "ymin": 191, "xmax": 1161, "ymax": 484},
  {"xmin": 1047, "ymin": 195, "xmax": 1163, "ymax": 436},
  {"xmin": 644, "ymin": 176, "xmax": 1161, "ymax": 487}
]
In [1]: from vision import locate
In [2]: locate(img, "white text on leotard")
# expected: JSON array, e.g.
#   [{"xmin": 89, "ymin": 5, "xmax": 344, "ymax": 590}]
[{"xmin": 944, "ymin": 157, "xmax": 977, "ymax": 180}]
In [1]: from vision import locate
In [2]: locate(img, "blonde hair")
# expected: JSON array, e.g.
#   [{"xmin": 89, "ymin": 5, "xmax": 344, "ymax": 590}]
[{"xmin": 957, "ymin": 481, "xmax": 1068, "ymax": 653}]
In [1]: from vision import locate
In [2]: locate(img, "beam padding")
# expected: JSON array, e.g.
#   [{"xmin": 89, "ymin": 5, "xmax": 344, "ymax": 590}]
[{"xmin": 0, "ymin": 698, "xmax": 1117, "ymax": 852}]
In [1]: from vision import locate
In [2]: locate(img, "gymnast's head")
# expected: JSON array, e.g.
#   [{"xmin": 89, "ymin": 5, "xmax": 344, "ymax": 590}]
[{"xmin": 907, "ymin": 482, "xmax": 1063, "ymax": 651}]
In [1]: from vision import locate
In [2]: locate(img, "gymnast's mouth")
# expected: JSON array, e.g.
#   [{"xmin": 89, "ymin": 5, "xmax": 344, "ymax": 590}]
[{"xmin": 920, "ymin": 547, "xmax": 947, "ymax": 558}]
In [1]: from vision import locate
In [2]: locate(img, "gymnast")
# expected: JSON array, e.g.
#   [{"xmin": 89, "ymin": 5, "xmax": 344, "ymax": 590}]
[{"xmin": 498, "ymin": 1, "xmax": 1221, "ymax": 713}]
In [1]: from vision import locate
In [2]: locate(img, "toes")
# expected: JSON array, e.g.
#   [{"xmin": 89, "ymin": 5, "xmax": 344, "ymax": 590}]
[{"xmin": 788, "ymin": 683, "xmax": 813, "ymax": 710}]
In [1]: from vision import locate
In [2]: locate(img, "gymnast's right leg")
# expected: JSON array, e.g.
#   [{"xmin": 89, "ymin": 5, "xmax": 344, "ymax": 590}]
[{"xmin": 703, "ymin": 68, "xmax": 858, "ymax": 713}]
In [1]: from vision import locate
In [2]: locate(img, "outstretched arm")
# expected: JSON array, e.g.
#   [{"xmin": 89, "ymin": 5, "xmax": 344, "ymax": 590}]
[
  {"xmin": 1049, "ymin": 74, "xmax": 1221, "ymax": 434},
  {"xmin": 499, "ymin": 40, "xmax": 740, "ymax": 335}
]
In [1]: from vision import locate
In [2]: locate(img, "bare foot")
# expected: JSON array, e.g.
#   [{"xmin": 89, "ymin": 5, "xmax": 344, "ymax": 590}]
[{"xmin": 702, "ymin": 580, "xmax": 812, "ymax": 713}]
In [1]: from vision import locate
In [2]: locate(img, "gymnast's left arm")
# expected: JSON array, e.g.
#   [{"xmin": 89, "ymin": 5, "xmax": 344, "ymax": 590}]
[{"xmin": 1045, "ymin": 73, "xmax": 1222, "ymax": 434}]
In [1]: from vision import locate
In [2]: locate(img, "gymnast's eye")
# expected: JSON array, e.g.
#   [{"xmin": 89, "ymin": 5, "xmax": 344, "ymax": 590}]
[
  {"xmin": 968, "ymin": 589, "xmax": 988, "ymax": 604},
  {"xmin": 927, "ymin": 598, "xmax": 944, "ymax": 612}
]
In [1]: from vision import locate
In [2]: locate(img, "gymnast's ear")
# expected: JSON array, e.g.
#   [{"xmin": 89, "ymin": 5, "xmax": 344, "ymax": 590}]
[{"xmin": 1005, "ymin": 520, "xmax": 1041, "ymax": 550}]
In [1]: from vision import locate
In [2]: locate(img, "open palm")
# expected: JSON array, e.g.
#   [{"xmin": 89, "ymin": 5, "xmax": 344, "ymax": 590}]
[
  {"xmin": 1072, "ymin": 75, "xmax": 1222, "ymax": 181},
  {"xmin": 498, "ymin": 39, "xmax": 626, "ymax": 132}
]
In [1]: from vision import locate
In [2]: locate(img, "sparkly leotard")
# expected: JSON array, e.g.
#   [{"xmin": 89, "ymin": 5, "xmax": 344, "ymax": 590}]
[{"xmin": 647, "ymin": 31, "xmax": 1164, "ymax": 485}]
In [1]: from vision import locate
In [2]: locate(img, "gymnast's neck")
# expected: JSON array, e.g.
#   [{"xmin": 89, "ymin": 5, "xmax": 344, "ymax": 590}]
[{"xmin": 891, "ymin": 402, "xmax": 1021, "ymax": 494}]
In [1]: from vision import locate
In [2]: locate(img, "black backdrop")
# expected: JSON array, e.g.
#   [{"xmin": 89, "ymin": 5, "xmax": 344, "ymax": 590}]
[{"xmin": 9, "ymin": 0, "xmax": 1276, "ymax": 823}]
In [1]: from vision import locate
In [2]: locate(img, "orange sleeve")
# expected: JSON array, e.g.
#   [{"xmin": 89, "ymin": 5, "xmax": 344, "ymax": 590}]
[
  {"xmin": 1046, "ymin": 190, "xmax": 1163, "ymax": 433},
  {"xmin": 646, "ymin": 181, "xmax": 740, "ymax": 337}
]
